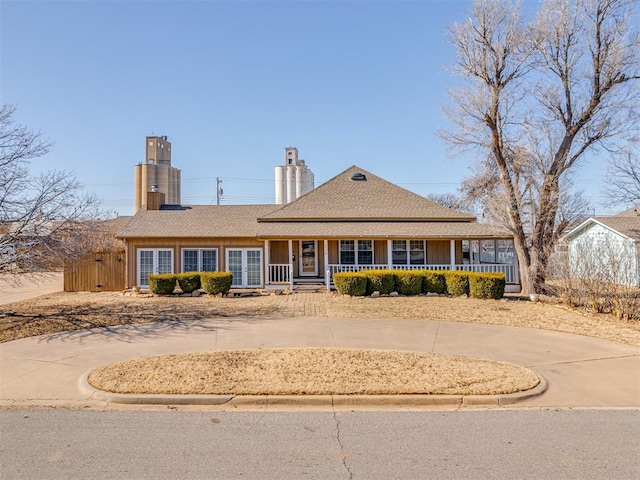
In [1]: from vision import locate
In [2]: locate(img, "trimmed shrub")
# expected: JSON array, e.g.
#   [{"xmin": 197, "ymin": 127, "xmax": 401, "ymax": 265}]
[
  {"xmin": 395, "ymin": 270, "xmax": 423, "ymax": 296},
  {"xmin": 363, "ymin": 270, "xmax": 397, "ymax": 295},
  {"xmin": 177, "ymin": 272, "xmax": 201, "ymax": 294},
  {"xmin": 201, "ymin": 271, "xmax": 233, "ymax": 295},
  {"xmin": 444, "ymin": 271, "xmax": 470, "ymax": 297},
  {"xmin": 469, "ymin": 272, "xmax": 506, "ymax": 300},
  {"xmin": 333, "ymin": 272, "xmax": 368, "ymax": 296},
  {"xmin": 421, "ymin": 270, "xmax": 447, "ymax": 294},
  {"xmin": 148, "ymin": 273, "xmax": 177, "ymax": 295}
]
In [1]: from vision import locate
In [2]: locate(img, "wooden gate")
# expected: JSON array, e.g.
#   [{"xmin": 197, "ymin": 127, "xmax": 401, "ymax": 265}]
[{"xmin": 64, "ymin": 251, "xmax": 126, "ymax": 292}]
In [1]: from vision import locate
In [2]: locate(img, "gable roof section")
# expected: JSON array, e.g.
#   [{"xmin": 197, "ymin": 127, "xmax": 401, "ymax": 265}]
[
  {"xmin": 258, "ymin": 165, "xmax": 475, "ymax": 222},
  {"xmin": 117, "ymin": 205, "xmax": 276, "ymax": 238},
  {"xmin": 564, "ymin": 215, "xmax": 640, "ymax": 242}
]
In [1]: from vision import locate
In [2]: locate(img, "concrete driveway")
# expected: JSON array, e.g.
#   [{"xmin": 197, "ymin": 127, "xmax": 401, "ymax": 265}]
[{"xmin": 1, "ymin": 315, "xmax": 638, "ymax": 409}]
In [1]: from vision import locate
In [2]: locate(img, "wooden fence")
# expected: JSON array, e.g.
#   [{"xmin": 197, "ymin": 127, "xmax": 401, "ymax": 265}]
[{"xmin": 64, "ymin": 251, "xmax": 126, "ymax": 292}]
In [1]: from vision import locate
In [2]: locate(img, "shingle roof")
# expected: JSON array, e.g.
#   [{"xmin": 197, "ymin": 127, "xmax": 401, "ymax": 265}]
[
  {"xmin": 118, "ymin": 166, "xmax": 510, "ymax": 240},
  {"xmin": 256, "ymin": 221, "xmax": 511, "ymax": 239},
  {"xmin": 259, "ymin": 165, "xmax": 475, "ymax": 222},
  {"xmin": 613, "ymin": 205, "xmax": 640, "ymax": 218},
  {"xmin": 593, "ymin": 215, "xmax": 640, "ymax": 241},
  {"xmin": 117, "ymin": 205, "xmax": 276, "ymax": 238}
]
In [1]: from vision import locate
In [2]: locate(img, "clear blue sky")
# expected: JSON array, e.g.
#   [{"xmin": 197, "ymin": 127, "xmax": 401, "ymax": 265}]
[{"xmin": 1, "ymin": 0, "xmax": 614, "ymax": 217}]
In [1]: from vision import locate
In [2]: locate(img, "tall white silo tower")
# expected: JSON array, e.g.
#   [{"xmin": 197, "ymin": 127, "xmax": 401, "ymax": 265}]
[{"xmin": 275, "ymin": 147, "xmax": 314, "ymax": 204}]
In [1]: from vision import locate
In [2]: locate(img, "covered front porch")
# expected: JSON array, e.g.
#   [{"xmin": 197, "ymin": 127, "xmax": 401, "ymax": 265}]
[{"xmin": 264, "ymin": 238, "xmax": 520, "ymax": 292}]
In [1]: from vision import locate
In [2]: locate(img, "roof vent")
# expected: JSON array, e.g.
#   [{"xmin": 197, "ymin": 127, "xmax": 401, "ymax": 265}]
[{"xmin": 350, "ymin": 172, "xmax": 367, "ymax": 181}]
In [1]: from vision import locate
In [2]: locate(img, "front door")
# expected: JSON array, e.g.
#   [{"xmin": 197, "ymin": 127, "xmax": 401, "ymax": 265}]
[
  {"xmin": 299, "ymin": 240, "xmax": 318, "ymax": 276},
  {"xmin": 226, "ymin": 248, "xmax": 263, "ymax": 288}
]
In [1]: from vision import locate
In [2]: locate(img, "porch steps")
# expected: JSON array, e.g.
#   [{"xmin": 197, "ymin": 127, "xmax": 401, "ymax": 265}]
[{"xmin": 292, "ymin": 281, "xmax": 329, "ymax": 293}]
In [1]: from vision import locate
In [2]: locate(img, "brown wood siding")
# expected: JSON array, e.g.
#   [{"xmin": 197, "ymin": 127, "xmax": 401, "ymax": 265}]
[
  {"xmin": 328, "ymin": 240, "xmax": 339, "ymax": 264},
  {"xmin": 374, "ymin": 240, "xmax": 388, "ymax": 264},
  {"xmin": 64, "ymin": 251, "xmax": 126, "ymax": 292},
  {"xmin": 427, "ymin": 240, "xmax": 450, "ymax": 264},
  {"xmin": 269, "ymin": 241, "xmax": 289, "ymax": 264}
]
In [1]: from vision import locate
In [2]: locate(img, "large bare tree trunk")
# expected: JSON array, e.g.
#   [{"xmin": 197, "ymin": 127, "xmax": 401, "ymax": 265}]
[{"xmin": 442, "ymin": 0, "xmax": 639, "ymax": 295}]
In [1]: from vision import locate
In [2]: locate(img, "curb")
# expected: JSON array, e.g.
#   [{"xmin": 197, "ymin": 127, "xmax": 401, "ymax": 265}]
[{"xmin": 80, "ymin": 371, "xmax": 548, "ymax": 408}]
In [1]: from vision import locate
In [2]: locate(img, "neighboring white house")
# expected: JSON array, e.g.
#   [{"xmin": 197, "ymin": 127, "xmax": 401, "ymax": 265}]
[{"xmin": 563, "ymin": 206, "xmax": 640, "ymax": 287}]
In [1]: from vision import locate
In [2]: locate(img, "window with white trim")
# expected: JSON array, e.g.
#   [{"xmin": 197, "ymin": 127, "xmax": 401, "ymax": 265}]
[
  {"xmin": 137, "ymin": 248, "xmax": 173, "ymax": 287},
  {"xmin": 393, "ymin": 240, "xmax": 426, "ymax": 265},
  {"xmin": 409, "ymin": 240, "xmax": 426, "ymax": 265},
  {"xmin": 392, "ymin": 240, "xmax": 407, "ymax": 265},
  {"xmin": 181, "ymin": 248, "xmax": 218, "ymax": 272},
  {"xmin": 340, "ymin": 240, "xmax": 373, "ymax": 265}
]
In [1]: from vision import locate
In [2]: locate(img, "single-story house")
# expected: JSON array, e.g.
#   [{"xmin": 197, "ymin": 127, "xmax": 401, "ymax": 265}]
[
  {"xmin": 563, "ymin": 205, "xmax": 640, "ymax": 287},
  {"xmin": 117, "ymin": 166, "xmax": 520, "ymax": 291}
]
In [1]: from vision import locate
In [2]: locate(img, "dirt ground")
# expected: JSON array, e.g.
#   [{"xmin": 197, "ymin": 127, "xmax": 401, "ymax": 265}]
[{"xmin": 1, "ymin": 290, "xmax": 639, "ymax": 346}]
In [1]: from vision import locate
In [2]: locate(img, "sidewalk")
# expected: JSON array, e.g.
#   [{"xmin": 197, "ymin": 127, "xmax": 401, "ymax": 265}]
[{"xmin": 1, "ymin": 315, "xmax": 638, "ymax": 409}]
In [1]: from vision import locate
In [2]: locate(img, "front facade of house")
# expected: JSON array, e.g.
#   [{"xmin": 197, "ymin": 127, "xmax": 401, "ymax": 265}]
[
  {"xmin": 118, "ymin": 166, "xmax": 520, "ymax": 291},
  {"xmin": 564, "ymin": 206, "xmax": 640, "ymax": 287}
]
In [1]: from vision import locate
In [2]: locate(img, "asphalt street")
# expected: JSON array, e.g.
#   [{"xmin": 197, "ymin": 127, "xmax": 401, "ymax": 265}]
[{"xmin": 1, "ymin": 409, "xmax": 639, "ymax": 480}]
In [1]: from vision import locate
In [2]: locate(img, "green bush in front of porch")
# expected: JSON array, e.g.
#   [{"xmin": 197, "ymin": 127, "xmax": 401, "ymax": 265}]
[
  {"xmin": 443, "ymin": 271, "xmax": 470, "ymax": 297},
  {"xmin": 395, "ymin": 271, "xmax": 423, "ymax": 296},
  {"xmin": 419, "ymin": 271, "xmax": 447, "ymax": 294},
  {"xmin": 333, "ymin": 272, "xmax": 368, "ymax": 296},
  {"xmin": 468, "ymin": 272, "xmax": 506, "ymax": 300},
  {"xmin": 363, "ymin": 270, "xmax": 397, "ymax": 295},
  {"xmin": 177, "ymin": 272, "xmax": 201, "ymax": 294},
  {"xmin": 148, "ymin": 273, "xmax": 178, "ymax": 295},
  {"xmin": 201, "ymin": 271, "xmax": 233, "ymax": 295}
]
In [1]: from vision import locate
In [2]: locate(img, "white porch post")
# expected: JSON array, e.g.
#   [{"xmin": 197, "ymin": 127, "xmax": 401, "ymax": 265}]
[
  {"xmin": 264, "ymin": 240, "xmax": 270, "ymax": 285},
  {"xmin": 324, "ymin": 240, "xmax": 329, "ymax": 289},
  {"xmin": 387, "ymin": 240, "xmax": 393, "ymax": 269},
  {"xmin": 450, "ymin": 240, "xmax": 456, "ymax": 269},
  {"xmin": 288, "ymin": 239, "xmax": 293, "ymax": 291}
]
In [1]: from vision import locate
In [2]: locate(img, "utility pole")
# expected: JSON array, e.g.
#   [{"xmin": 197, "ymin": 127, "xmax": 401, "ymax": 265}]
[{"xmin": 216, "ymin": 177, "xmax": 223, "ymax": 206}]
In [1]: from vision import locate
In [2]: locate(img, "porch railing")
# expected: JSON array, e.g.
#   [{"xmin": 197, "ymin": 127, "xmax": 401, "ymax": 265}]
[
  {"xmin": 268, "ymin": 264, "xmax": 291, "ymax": 284},
  {"xmin": 327, "ymin": 263, "xmax": 518, "ymax": 284}
]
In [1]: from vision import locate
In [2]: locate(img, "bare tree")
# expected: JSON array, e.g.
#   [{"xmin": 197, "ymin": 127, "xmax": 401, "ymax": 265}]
[
  {"xmin": 442, "ymin": 0, "xmax": 640, "ymax": 294},
  {"xmin": 0, "ymin": 105, "xmax": 103, "ymax": 278},
  {"xmin": 426, "ymin": 192, "xmax": 477, "ymax": 215},
  {"xmin": 604, "ymin": 143, "xmax": 640, "ymax": 206}
]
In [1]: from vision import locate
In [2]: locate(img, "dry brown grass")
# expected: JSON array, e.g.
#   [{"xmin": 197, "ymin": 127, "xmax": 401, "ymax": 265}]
[
  {"xmin": 88, "ymin": 348, "xmax": 540, "ymax": 396},
  {"xmin": 1, "ymin": 290, "xmax": 638, "ymax": 346},
  {"xmin": 5, "ymin": 291, "xmax": 636, "ymax": 397}
]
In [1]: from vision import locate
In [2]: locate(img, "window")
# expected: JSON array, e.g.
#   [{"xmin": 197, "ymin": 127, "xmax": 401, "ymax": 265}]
[
  {"xmin": 497, "ymin": 240, "xmax": 514, "ymax": 264},
  {"xmin": 340, "ymin": 240, "xmax": 374, "ymax": 265},
  {"xmin": 358, "ymin": 240, "xmax": 373, "ymax": 265},
  {"xmin": 480, "ymin": 240, "xmax": 496, "ymax": 263},
  {"xmin": 409, "ymin": 240, "xmax": 426, "ymax": 265},
  {"xmin": 393, "ymin": 240, "xmax": 426, "ymax": 265},
  {"xmin": 392, "ymin": 240, "xmax": 407, "ymax": 265},
  {"xmin": 462, "ymin": 240, "xmax": 471, "ymax": 263},
  {"xmin": 181, "ymin": 248, "xmax": 218, "ymax": 272},
  {"xmin": 340, "ymin": 240, "xmax": 355, "ymax": 265}
]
